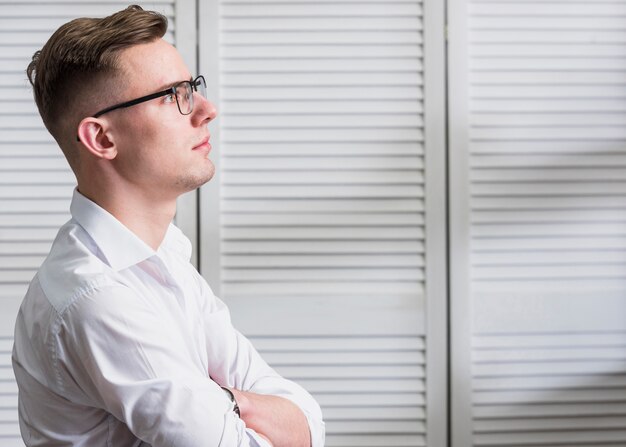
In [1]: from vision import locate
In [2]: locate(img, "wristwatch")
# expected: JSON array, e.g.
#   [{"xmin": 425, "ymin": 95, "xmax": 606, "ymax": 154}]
[{"xmin": 221, "ymin": 386, "xmax": 241, "ymax": 417}]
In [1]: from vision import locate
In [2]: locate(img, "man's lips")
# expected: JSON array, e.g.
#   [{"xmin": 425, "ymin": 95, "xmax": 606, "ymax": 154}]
[{"xmin": 192, "ymin": 137, "xmax": 211, "ymax": 151}]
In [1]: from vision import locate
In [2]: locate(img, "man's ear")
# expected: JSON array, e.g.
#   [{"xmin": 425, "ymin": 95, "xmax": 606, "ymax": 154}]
[{"xmin": 76, "ymin": 117, "xmax": 117, "ymax": 160}]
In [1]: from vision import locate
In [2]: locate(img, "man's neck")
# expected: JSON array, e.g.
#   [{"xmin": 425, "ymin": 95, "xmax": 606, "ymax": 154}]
[{"xmin": 77, "ymin": 184, "xmax": 176, "ymax": 251}]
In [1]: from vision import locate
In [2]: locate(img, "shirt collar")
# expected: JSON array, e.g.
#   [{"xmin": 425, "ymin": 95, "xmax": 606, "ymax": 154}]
[{"xmin": 69, "ymin": 188, "xmax": 190, "ymax": 271}]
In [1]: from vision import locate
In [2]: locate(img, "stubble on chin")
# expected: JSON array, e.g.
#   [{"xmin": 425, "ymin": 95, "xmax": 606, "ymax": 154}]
[{"xmin": 176, "ymin": 162, "xmax": 215, "ymax": 192}]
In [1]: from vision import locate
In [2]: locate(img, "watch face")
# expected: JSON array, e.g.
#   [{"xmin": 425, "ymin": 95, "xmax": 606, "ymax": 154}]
[
  {"xmin": 221, "ymin": 386, "xmax": 235, "ymax": 402},
  {"xmin": 221, "ymin": 386, "xmax": 240, "ymax": 417}
]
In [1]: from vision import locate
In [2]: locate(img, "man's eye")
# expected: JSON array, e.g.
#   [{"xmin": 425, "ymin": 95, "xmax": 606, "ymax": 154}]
[{"xmin": 164, "ymin": 93, "xmax": 176, "ymax": 103}]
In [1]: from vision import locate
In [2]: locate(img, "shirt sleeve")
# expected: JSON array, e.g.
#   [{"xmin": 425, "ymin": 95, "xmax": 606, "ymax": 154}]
[
  {"xmin": 197, "ymin": 278, "xmax": 326, "ymax": 447},
  {"xmin": 56, "ymin": 283, "xmax": 258, "ymax": 447}
]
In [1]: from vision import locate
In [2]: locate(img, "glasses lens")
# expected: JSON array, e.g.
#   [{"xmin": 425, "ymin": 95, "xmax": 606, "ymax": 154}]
[
  {"xmin": 196, "ymin": 76, "xmax": 207, "ymax": 99},
  {"xmin": 175, "ymin": 82, "xmax": 193, "ymax": 115},
  {"xmin": 175, "ymin": 77, "xmax": 207, "ymax": 115}
]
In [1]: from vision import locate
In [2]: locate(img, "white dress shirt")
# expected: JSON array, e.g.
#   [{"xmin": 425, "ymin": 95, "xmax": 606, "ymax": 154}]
[{"xmin": 12, "ymin": 189, "xmax": 325, "ymax": 447}]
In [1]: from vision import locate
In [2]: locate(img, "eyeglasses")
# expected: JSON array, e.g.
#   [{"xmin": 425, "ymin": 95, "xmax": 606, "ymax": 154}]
[{"xmin": 92, "ymin": 75, "xmax": 207, "ymax": 118}]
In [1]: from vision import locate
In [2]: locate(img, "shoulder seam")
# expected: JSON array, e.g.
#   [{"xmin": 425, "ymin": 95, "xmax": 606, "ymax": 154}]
[{"xmin": 50, "ymin": 280, "xmax": 132, "ymax": 392}]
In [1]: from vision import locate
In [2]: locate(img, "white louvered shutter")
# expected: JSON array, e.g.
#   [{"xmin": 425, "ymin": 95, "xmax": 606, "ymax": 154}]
[
  {"xmin": 450, "ymin": 1, "xmax": 626, "ymax": 445},
  {"xmin": 202, "ymin": 0, "xmax": 447, "ymax": 445},
  {"xmin": 0, "ymin": 2, "xmax": 194, "ymax": 445}
]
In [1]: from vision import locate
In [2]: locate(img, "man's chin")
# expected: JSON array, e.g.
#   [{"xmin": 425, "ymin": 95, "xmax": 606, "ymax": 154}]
[{"xmin": 177, "ymin": 167, "xmax": 215, "ymax": 193}]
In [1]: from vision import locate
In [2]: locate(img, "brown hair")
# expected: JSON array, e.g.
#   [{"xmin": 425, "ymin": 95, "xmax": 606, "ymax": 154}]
[{"xmin": 27, "ymin": 5, "xmax": 167, "ymax": 165}]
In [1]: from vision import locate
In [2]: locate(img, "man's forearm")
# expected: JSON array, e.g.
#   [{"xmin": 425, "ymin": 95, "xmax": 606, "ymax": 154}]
[{"xmin": 228, "ymin": 388, "xmax": 311, "ymax": 447}]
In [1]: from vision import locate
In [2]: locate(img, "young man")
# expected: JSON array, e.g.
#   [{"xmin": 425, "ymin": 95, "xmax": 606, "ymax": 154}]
[{"xmin": 11, "ymin": 6, "xmax": 324, "ymax": 447}]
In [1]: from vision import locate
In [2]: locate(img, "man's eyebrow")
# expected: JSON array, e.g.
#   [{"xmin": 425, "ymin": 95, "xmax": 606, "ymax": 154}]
[{"xmin": 155, "ymin": 76, "xmax": 193, "ymax": 91}]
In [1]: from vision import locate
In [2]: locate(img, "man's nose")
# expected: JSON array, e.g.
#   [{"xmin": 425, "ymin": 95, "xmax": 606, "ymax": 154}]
[{"xmin": 193, "ymin": 94, "xmax": 218, "ymax": 125}]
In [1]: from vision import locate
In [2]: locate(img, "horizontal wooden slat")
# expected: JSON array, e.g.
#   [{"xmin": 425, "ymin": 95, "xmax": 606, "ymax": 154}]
[
  {"xmin": 473, "ymin": 333, "xmax": 626, "ymax": 349},
  {"xmin": 275, "ymin": 363, "xmax": 423, "ymax": 380},
  {"xmin": 470, "ymin": 29, "xmax": 626, "ymax": 44},
  {"xmin": 0, "ymin": 172, "xmax": 75, "ymax": 184},
  {"xmin": 224, "ymin": 254, "xmax": 424, "ymax": 268},
  {"xmin": 221, "ymin": 141, "xmax": 424, "ymax": 156},
  {"xmin": 470, "ymin": 16, "xmax": 626, "ymax": 31},
  {"xmin": 471, "ymin": 126, "xmax": 626, "ymax": 139},
  {"xmin": 222, "ymin": 226, "xmax": 424, "ymax": 239},
  {"xmin": 223, "ymin": 281, "xmax": 424, "ymax": 296},
  {"xmin": 0, "ymin": 381, "xmax": 17, "ymax": 394},
  {"xmin": 472, "ymin": 209, "xmax": 626, "ymax": 223},
  {"xmin": 0, "ymin": 438, "xmax": 25, "ymax": 447},
  {"xmin": 222, "ymin": 100, "xmax": 424, "ymax": 115},
  {"xmin": 0, "ymin": 271, "xmax": 40, "ymax": 282},
  {"xmin": 474, "ymin": 375, "xmax": 626, "ymax": 391},
  {"xmin": 222, "ymin": 128, "xmax": 423, "ymax": 142},
  {"xmin": 328, "ymin": 419, "xmax": 425, "ymax": 434},
  {"xmin": 300, "ymin": 378, "xmax": 425, "ymax": 394},
  {"xmin": 318, "ymin": 392, "xmax": 425, "ymax": 407},
  {"xmin": 473, "ymin": 347, "xmax": 626, "ymax": 363},
  {"xmin": 0, "ymin": 157, "xmax": 68, "ymax": 170},
  {"xmin": 0, "ymin": 129, "xmax": 55, "ymax": 142},
  {"xmin": 221, "ymin": 185, "xmax": 424, "ymax": 199},
  {"xmin": 472, "ymin": 236, "xmax": 625, "ymax": 251},
  {"xmin": 471, "ymin": 99, "xmax": 626, "ymax": 113},
  {"xmin": 473, "ymin": 251, "xmax": 626, "ymax": 266},
  {"xmin": 474, "ymin": 389, "xmax": 626, "ymax": 405},
  {"xmin": 265, "ymin": 350, "xmax": 424, "ymax": 365},
  {"xmin": 221, "ymin": 3, "xmax": 422, "ymax": 17},
  {"xmin": 0, "ymin": 186, "xmax": 74, "ymax": 199},
  {"xmin": 473, "ymin": 402, "xmax": 626, "ymax": 419},
  {"xmin": 471, "ymin": 196, "xmax": 626, "ymax": 210},
  {"xmin": 0, "ymin": 17, "xmax": 176, "ymax": 32},
  {"xmin": 222, "ymin": 156, "xmax": 424, "ymax": 170},
  {"xmin": 325, "ymin": 433, "xmax": 425, "ymax": 447},
  {"xmin": 221, "ymin": 198, "xmax": 425, "ymax": 213},
  {"xmin": 473, "ymin": 359, "xmax": 626, "ymax": 377},
  {"xmin": 221, "ymin": 45, "xmax": 423, "ymax": 59},
  {"xmin": 222, "ymin": 30, "xmax": 423, "ymax": 45},
  {"xmin": 0, "ymin": 214, "xmax": 68, "ymax": 227},
  {"xmin": 471, "ymin": 43, "xmax": 626, "ymax": 58},
  {"xmin": 221, "ymin": 114, "xmax": 424, "ymax": 128},
  {"xmin": 222, "ymin": 58, "xmax": 423, "ymax": 73},
  {"xmin": 470, "ymin": 3, "xmax": 626, "ymax": 16},
  {"xmin": 473, "ymin": 430, "xmax": 626, "ymax": 446},
  {"xmin": 222, "ymin": 240, "xmax": 424, "ymax": 253},
  {"xmin": 323, "ymin": 406, "xmax": 425, "ymax": 421},
  {"xmin": 221, "ymin": 86, "xmax": 423, "ymax": 102},
  {"xmin": 222, "ymin": 213, "xmax": 425, "ymax": 226},
  {"xmin": 472, "ymin": 84, "xmax": 626, "ymax": 100},
  {"xmin": 472, "ymin": 71, "xmax": 626, "ymax": 85},
  {"xmin": 251, "ymin": 335, "xmax": 425, "ymax": 351},
  {"xmin": 223, "ymin": 268, "xmax": 424, "ymax": 282},
  {"xmin": 472, "ymin": 222, "xmax": 625, "ymax": 237},
  {"xmin": 471, "ymin": 168, "xmax": 626, "ymax": 182},
  {"xmin": 222, "ymin": 17, "xmax": 423, "ymax": 32},
  {"xmin": 0, "ymin": 3, "xmax": 174, "ymax": 16},
  {"xmin": 0, "ymin": 102, "xmax": 38, "ymax": 114},
  {"xmin": 475, "ymin": 415, "xmax": 626, "ymax": 433},
  {"xmin": 0, "ymin": 0, "xmax": 171, "ymax": 4},
  {"xmin": 0, "ymin": 408, "xmax": 18, "ymax": 422},
  {"xmin": 0, "ymin": 199, "xmax": 70, "ymax": 213}
]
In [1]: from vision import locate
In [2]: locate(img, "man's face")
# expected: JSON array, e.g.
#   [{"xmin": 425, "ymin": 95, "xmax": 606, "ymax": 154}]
[{"xmin": 105, "ymin": 39, "xmax": 217, "ymax": 199}]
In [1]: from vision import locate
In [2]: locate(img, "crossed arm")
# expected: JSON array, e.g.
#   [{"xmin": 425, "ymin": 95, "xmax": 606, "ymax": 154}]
[
  {"xmin": 201, "ymin": 285, "xmax": 324, "ymax": 447},
  {"xmin": 228, "ymin": 388, "xmax": 311, "ymax": 447},
  {"xmin": 64, "ymin": 281, "xmax": 323, "ymax": 446}
]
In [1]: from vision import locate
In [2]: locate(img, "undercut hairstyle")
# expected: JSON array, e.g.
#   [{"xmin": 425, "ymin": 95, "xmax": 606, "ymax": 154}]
[{"xmin": 26, "ymin": 5, "xmax": 167, "ymax": 167}]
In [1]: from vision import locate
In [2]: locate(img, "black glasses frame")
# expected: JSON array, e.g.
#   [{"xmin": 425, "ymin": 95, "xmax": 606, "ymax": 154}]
[{"xmin": 92, "ymin": 75, "xmax": 206, "ymax": 118}]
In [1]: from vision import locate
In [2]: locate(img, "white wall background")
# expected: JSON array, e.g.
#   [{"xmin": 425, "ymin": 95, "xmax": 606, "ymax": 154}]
[{"xmin": 1, "ymin": 1, "xmax": 625, "ymax": 446}]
